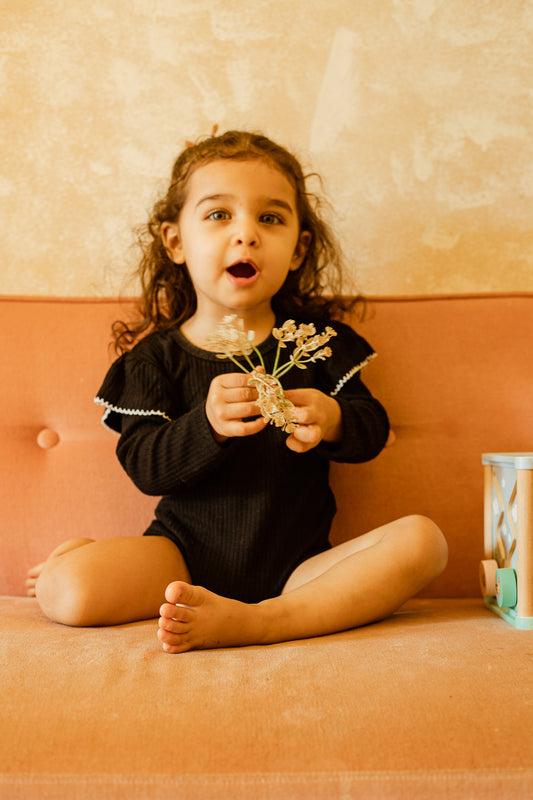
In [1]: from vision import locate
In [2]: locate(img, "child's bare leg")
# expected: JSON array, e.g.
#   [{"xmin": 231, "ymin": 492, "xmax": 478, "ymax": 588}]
[
  {"xmin": 158, "ymin": 515, "xmax": 447, "ymax": 653},
  {"xmin": 35, "ymin": 536, "xmax": 190, "ymax": 627},
  {"xmin": 26, "ymin": 538, "xmax": 95, "ymax": 596}
]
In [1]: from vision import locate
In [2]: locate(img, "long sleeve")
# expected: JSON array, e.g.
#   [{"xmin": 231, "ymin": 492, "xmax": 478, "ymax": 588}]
[
  {"xmin": 316, "ymin": 381, "xmax": 390, "ymax": 463},
  {"xmin": 115, "ymin": 406, "xmax": 233, "ymax": 495}
]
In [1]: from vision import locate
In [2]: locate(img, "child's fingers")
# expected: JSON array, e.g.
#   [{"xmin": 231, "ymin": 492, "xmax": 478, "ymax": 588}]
[
  {"xmin": 209, "ymin": 373, "xmax": 259, "ymax": 404},
  {"xmin": 210, "ymin": 386, "xmax": 261, "ymax": 422},
  {"xmin": 221, "ymin": 386, "xmax": 259, "ymax": 404},
  {"xmin": 284, "ymin": 389, "xmax": 342, "ymax": 446},
  {"xmin": 283, "ymin": 389, "xmax": 323, "ymax": 422},
  {"xmin": 206, "ymin": 373, "xmax": 266, "ymax": 439},
  {"xmin": 208, "ymin": 413, "xmax": 265, "ymax": 440},
  {"xmin": 219, "ymin": 401, "xmax": 262, "ymax": 422},
  {"xmin": 207, "ymin": 403, "xmax": 264, "ymax": 438},
  {"xmin": 285, "ymin": 424, "xmax": 322, "ymax": 453},
  {"xmin": 217, "ymin": 372, "xmax": 256, "ymax": 389},
  {"xmin": 221, "ymin": 416, "xmax": 267, "ymax": 438},
  {"xmin": 283, "ymin": 388, "xmax": 311, "ymax": 406}
]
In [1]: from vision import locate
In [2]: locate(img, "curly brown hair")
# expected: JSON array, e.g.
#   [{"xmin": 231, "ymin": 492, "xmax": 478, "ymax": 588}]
[{"xmin": 113, "ymin": 130, "xmax": 358, "ymax": 353}]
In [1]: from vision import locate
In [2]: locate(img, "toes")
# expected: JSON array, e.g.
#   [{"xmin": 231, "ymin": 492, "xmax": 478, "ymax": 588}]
[
  {"xmin": 159, "ymin": 602, "xmax": 194, "ymax": 622},
  {"xmin": 26, "ymin": 563, "xmax": 45, "ymax": 596},
  {"xmin": 164, "ymin": 580, "xmax": 199, "ymax": 606},
  {"xmin": 157, "ymin": 626, "xmax": 191, "ymax": 654},
  {"xmin": 158, "ymin": 616, "xmax": 191, "ymax": 634},
  {"xmin": 161, "ymin": 640, "xmax": 191, "ymax": 654}
]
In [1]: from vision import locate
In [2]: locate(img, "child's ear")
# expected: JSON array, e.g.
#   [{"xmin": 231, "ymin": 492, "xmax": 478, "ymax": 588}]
[
  {"xmin": 161, "ymin": 222, "xmax": 185, "ymax": 264},
  {"xmin": 290, "ymin": 230, "xmax": 312, "ymax": 271}
]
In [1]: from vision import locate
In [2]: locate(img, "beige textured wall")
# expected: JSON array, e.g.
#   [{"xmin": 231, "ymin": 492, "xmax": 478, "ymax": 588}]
[{"xmin": 1, "ymin": 0, "xmax": 532, "ymax": 297}]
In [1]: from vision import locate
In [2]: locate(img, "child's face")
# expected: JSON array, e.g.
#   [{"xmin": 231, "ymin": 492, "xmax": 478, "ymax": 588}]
[{"xmin": 161, "ymin": 158, "xmax": 309, "ymax": 324}]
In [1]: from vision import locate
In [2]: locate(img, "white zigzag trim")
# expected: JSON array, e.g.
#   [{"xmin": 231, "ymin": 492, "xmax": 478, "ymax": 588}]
[
  {"xmin": 94, "ymin": 396, "xmax": 171, "ymax": 433},
  {"xmin": 330, "ymin": 352, "xmax": 377, "ymax": 397}
]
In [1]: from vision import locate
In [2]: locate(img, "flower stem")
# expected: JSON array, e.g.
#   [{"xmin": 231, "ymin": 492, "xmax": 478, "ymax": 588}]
[
  {"xmin": 251, "ymin": 345, "xmax": 266, "ymax": 372},
  {"xmin": 272, "ymin": 340, "xmax": 282, "ymax": 375},
  {"xmin": 244, "ymin": 353, "xmax": 257, "ymax": 372},
  {"xmin": 274, "ymin": 360, "xmax": 299, "ymax": 378},
  {"xmin": 224, "ymin": 354, "xmax": 251, "ymax": 374}
]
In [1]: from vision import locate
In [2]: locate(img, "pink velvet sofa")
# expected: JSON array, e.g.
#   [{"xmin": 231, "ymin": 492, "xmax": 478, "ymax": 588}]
[{"xmin": 1, "ymin": 294, "xmax": 533, "ymax": 799}]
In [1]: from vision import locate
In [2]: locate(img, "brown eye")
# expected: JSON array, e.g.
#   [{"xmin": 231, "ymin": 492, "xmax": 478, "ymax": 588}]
[
  {"xmin": 261, "ymin": 213, "xmax": 283, "ymax": 225},
  {"xmin": 207, "ymin": 210, "xmax": 230, "ymax": 221}
]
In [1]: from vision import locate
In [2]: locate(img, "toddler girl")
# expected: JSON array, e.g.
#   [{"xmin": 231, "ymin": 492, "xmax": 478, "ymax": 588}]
[{"xmin": 27, "ymin": 130, "xmax": 447, "ymax": 652}]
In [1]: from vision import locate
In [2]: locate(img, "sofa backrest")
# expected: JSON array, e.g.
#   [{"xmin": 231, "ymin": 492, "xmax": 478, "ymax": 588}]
[{"xmin": 1, "ymin": 294, "xmax": 532, "ymax": 597}]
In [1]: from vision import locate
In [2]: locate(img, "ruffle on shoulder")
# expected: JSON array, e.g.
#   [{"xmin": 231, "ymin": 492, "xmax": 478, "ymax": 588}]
[
  {"xmin": 94, "ymin": 353, "xmax": 173, "ymax": 434},
  {"xmin": 324, "ymin": 322, "xmax": 377, "ymax": 397},
  {"xmin": 330, "ymin": 352, "xmax": 377, "ymax": 397}
]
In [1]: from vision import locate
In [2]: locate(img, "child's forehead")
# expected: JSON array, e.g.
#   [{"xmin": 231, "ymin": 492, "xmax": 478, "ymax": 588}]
[{"xmin": 185, "ymin": 158, "xmax": 297, "ymax": 203}]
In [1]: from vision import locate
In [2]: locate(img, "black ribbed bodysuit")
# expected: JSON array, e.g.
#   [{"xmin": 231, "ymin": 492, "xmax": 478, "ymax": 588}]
[{"xmin": 95, "ymin": 319, "xmax": 389, "ymax": 603}]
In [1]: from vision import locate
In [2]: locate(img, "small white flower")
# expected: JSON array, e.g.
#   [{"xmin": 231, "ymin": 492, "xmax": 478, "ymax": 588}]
[
  {"xmin": 294, "ymin": 324, "xmax": 317, "ymax": 347},
  {"xmin": 272, "ymin": 319, "xmax": 298, "ymax": 344},
  {"xmin": 207, "ymin": 315, "xmax": 255, "ymax": 357},
  {"xmin": 309, "ymin": 346, "xmax": 333, "ymax": 362}
]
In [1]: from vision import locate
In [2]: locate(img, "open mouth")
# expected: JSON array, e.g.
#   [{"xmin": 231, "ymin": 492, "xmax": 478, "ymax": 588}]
[{"xmin": 227, "ymin": 261, "xmax": 258, "ymax": 279}]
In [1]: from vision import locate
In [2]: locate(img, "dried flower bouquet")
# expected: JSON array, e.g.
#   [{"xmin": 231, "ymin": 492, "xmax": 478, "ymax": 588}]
[{"xmin": 207, "ymin": 315, "xmax": 337, "ymax": 433}]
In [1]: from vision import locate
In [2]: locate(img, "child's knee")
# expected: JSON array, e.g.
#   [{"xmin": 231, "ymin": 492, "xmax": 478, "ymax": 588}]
[
  {"xmin": 405, "ymin": 515, "xmax": 448, "ymax": 576},
  {"xmin": 36, "ymin": 560, "xmax": 95, "ymax": 627}
]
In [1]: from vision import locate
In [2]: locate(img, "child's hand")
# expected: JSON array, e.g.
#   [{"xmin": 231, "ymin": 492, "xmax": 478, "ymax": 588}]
[
  {"xmin": 206, "ymin": 373, "xmax": 267, "ymax": 443},
  {"xmin": 283, "ymin": 389, "xmax": 342, "ymax": 453}
]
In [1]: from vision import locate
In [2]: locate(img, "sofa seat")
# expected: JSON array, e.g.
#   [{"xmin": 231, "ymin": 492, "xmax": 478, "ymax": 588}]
[{"xmin": 1, "ymin": 595, "xmax": 532, "ymax": 800}]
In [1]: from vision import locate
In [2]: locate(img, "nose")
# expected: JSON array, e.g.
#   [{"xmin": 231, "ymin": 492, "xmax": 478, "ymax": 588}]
[{"xmin": 233, "ymin": 216, "xmax": 258, "ymax": 247}]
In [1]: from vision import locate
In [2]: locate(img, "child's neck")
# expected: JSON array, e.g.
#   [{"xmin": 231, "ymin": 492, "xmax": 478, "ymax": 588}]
[{"xmin": 181, "ymin": 308, "xmax": 276, "ymax": 351}]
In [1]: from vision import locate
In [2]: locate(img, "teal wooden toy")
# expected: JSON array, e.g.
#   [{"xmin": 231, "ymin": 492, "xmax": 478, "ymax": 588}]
[{"xmin": 479, "ymin": 453, "xmax": 533, "ymax": 629}]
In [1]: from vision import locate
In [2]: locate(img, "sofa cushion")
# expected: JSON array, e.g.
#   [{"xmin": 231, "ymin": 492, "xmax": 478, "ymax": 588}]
[{"xmin": 1, "ymin": 596, "xmax": 532, "ymax": 799}]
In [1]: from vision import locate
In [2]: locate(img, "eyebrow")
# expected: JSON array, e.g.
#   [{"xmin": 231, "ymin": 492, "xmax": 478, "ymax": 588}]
[{"xmin": 195, "ymin": 194, "xmax": 295, "ymax": 215}]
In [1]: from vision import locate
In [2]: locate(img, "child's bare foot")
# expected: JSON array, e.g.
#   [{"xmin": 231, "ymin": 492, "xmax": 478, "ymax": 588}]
[
  {"xmin": 158, "ymin": 581, "xmax": 270, "ymax": 653},
  {"xmin": 25, "ymin": 562, "xmax": 46, "ymax": 597}
]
